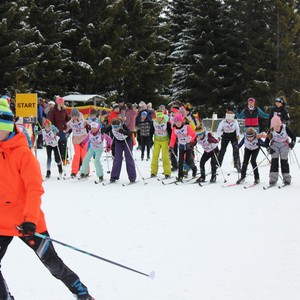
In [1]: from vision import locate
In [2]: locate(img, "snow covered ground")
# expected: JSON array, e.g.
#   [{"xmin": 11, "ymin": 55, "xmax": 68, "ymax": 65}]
[{"xmin": 4, "ymin": 140, "xmax": 300, "ymax": 300}]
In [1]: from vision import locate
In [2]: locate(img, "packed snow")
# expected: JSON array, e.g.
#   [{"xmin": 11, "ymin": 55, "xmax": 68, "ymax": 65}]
[{"xmin": 4, "ymin": 140, "xmax": 300, "ymax": 300}]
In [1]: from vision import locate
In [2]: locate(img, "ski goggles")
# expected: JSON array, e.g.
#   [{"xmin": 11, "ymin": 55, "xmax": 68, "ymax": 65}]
[{"xmin": 275, "ymin": 97, "xmax": 284, "ymax": 104}]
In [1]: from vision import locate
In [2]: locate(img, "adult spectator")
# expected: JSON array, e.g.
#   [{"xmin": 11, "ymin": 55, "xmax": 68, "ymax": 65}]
[
  {"xmin": 49, "ymin": 96, "xmax": 70, "ymax": 164},
  {"xmin": 235, "ymin": 97, "xmax": 269, "ymax": 132},
  {"xmin": 45, "ymin": 100, "xmax": 55, "ymax": 118}
]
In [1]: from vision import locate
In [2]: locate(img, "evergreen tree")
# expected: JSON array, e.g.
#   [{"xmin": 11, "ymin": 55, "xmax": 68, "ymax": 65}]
[
  {"xmin": 187, "ymin": 0, "xmax": 234, "ymax": 107},
  {"xmin": 119, "ymin": 0, "xmax": 172, "ymax": 102},
  {"xmin": 272, "ymin": 0, "xmax": 300, "ymax": 100},
  {"xmin": 167, "ymin": 0, "xmax": 194, "ymax": 101},
  {"xmin": 0, "ymin": 1, "xmax": 39, "ymax": 94},
  {"xmin": 230, "ymin": 0, "xmax": 276, "ymax": 105},
  {"xmin": 29, "ymin": 0, "xmax": 73, "ymax": 96},
  {"xmin": 65, "ymin": 0, "xmax": 114, "ymax": 94}
]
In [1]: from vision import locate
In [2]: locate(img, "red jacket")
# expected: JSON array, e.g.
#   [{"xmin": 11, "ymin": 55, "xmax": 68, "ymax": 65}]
[
  {"xmin": 0, "ymin": 128, "xmax": 47, "ymax": 236},
  {"xmin": 49, "ymin": 104, "xmax": 69, "ymax": 131},
  {"xmin": 108, "ymin": 111, "xmax": 120, "ymax": 124},
  {"xmin": 169, "ymin": 124, "xmax": 196, "ymax": 148}
]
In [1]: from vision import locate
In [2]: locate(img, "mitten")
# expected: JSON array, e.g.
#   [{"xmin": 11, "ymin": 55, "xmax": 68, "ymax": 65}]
[
  {"xmin": 289, "ymin": 140, "xmax": 295, "ymax": 150},
  {"xmin": 190, "ymin": 139, "xmax": 197, "ymax": 148},
  {"xmin": 18, "ymin": 222, "xmax": 36, "ymax": 236},
  {"xmin": 106, "ymin": 144, "xmax": 111, "ymax": 152},
  {"xmin": 267, "ymin": 147, "xmax": 275, "ymax": 155},
  {"xmin": 80, "ymin": 141, "xmax": 86, "ymax": 148}
]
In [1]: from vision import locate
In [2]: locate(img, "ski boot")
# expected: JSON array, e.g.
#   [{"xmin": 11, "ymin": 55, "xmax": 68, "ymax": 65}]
[
  {"xmin": 210, "ymin": 175, "xmax": 216, "ymax": 183},
  {"xmin": 236, "ymin": 176, "xmax": 245, "ymax": 184},
  {"xmin": 196, "ymin": 176, "xmax": 205, "ymax": 183}
]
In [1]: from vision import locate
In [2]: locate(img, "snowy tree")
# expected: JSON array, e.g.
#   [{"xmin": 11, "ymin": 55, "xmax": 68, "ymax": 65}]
[
  {"xmin": 29, "ymin": 0, "xmax": 73, "ymax": 95},
  {"xmin": 187, "ymin": 0, "xmax": 234, "ymax": 107},
  {"xmin": 0, "ymin": 1, "xmax": 40, "ymax": 94},
  {"xmin": 167, "ymin": 0, "xmax": 194, "ymax": 100},
  {"xmin": 272, "ymin": 0, "xmax": 300, "ymax": 100}
]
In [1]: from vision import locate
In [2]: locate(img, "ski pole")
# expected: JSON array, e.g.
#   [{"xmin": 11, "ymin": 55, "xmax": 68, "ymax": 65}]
[
  {"xmin": 105, "ymin": 137, "xmax": 113, "ymax": 174},
  {"xmin": 105, "ymin": 147, "xmax": 111, "ymax": 174},
  {"xmin": 259, "ymin": 147, "xmax": 283, "ymax": 180},
  {"xmin": 124, "ymin": 139, "xmax": 147, "ymax": 184},
  {"xmin": 34, "ymin": 232, "xmax": 155, "ymax": 279},
  {"xmin": 194, "ymin": 146, "xmax": 203, "ymax": 157},
  {"xmin": 243, "ymin": 155, "xmax": 267, "ymax": 179},
  {"xmin": 212, "ymin": 149, "xmax": 227, "ymax": 183},
  {"xmin": 292, "ymin": 148, "xmax": 300, "ymax": 173},
  {"xmin": 169, "ymin": 147, "xmax": 178, "ymax": 161}
]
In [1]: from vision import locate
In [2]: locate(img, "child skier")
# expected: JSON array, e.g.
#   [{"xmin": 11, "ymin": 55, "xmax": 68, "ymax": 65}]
[
  {"xmin": 107, "ymin": 118, "xmax": 137, "ymax": 183},
  {"xmin": 64, "ymin": 108, "xmax": 88, "ymax": 177},
  {"xmin": 236, "ymin": 127, "xmax": 265, "ymax": 184},
  {"xmin": 169, "ymin": 113, "xmax": 197, "ymax": 181},
  {"xmin": 136, "ymin": 111, "xmax": 153, "ymax": 160},
  {"xmin": 87, "ymin": 108, "xmax": 101, "ymax": 127},
  {"xmin": 194, "ymin": 126, "xmax": 219, "ymax": 183},
  {"xmin": 216, "ymin": 111, "xmax": 241, "ymax": 172},
  {"xmin": 150, "ymin": 110, "xmax": 172, "ymax": 178},
  {"xmin": 0, "ymin": 98, "xmax": 94, "ymax": 300},
  {"xmin": 79, "ymin": 122, "xmax": 112, "ymax": 181},
  {"xmin": 265, "ymin": 115, "xmax": 296, "ymax": 186},
  {"xmin": 41, "ymin": 119, "xmax": 63, "ymax": 179}
]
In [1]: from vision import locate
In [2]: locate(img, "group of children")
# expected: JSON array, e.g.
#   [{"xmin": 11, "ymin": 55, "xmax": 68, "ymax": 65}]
[{"xmin": 37, "ymin": 95, "xmax": 296, "ymax": 186}]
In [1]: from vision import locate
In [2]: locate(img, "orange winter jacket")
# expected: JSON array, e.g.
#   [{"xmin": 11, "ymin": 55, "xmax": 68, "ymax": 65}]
[{"xmin": 0, "ymin": 129, "xmax": 47, "ymax": 236}]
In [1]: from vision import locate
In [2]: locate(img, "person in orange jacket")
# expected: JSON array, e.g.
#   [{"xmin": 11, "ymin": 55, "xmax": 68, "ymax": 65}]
[
  {"xmin": 169, "ymin": 113, "xmax": 197, "ymax": 181},
  {"xmin": 0, "ymin": 98, "xmax": 94, "ymax": 300}
]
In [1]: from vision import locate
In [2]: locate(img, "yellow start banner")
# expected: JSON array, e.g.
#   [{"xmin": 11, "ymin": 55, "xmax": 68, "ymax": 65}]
[{"xmin": 16, "ymin": 93, "xmax": 38, "ymax": 118}]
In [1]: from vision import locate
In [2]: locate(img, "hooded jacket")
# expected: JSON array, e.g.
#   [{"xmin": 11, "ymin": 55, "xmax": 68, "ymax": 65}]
[
  {"xmin": 49, "ymin": 104, "xmax": 69, "ymax": 131},
  {"xmin": 0, "ymin": 128, "xmax": 47, "ymax": 236}
]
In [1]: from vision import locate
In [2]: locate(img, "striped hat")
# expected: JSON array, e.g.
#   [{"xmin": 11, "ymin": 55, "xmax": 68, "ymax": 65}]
[
  {"xmin": 195, "ymin": 126, "xmax": 206, "ymax": 137},
  {"xmin": 0, "ymin": 98, "xmax": 14, "ymax": 132}
]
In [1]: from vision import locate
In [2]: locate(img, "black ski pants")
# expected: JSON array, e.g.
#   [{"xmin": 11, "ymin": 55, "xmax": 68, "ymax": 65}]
[
  {"xmin": 0, "ymin": 232, "xmax": 88, "ymax": 298},
  {"xmin": 241, "ymin": 148, "xmax": 259, "ymax": 179},
  {"xmin": 200, "ymin": 150, "xmax": 218, "ymax": 179},
  {"xmin": 218, "ymin": 135, "xmax": 240, "ymax": 166}
]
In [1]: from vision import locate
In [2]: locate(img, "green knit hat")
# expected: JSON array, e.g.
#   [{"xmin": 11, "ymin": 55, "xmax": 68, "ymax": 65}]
[{"xmin": 0, "ymin": 98, "xmax": 14, "ymax": 132}]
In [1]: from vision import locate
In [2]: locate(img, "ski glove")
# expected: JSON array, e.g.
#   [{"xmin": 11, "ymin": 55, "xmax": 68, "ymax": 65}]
[
  {"xmin": 289, "ymin": 141, "xmax": 295, "ymax": 150},
  {"xmin": 190, "ymin": 139, "xmax": 197, "ymax": 148},
  {"xmin": 267, "ymin": 147, "xmax": 275, "ymax": 155},
  {"xmin": 106, "ymin": 145, "xmax": 111, "ymax": 152},
  {"xmin": 19, "ymin": 222, "xmax": 36, "ymax": 236}
]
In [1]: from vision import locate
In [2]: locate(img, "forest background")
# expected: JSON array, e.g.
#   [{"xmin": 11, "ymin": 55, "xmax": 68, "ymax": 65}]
[{"xmin": 1, "ymin": 0, "xmax": 300, "ymax": 133}]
